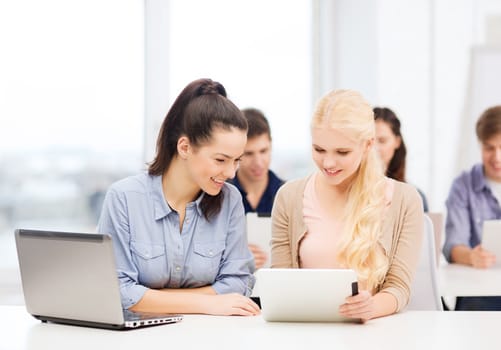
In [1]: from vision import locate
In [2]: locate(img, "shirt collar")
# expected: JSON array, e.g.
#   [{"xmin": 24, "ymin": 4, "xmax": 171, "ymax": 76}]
[
  {"xmin": 151, "ymin": 175, "xmax": 205, "ymax": 220},
  {"xmin": 231, "ymin": 174, "xmax": 247, "ymax": 195},
  {"xmin": 192, "ymin": 191, "xmax": 205, "ymax": 217},
  {"xmin": 264, "ymin": 170, "xmax": 284, "ymax": 195},
  {"xmin": 472, "ymin": 163, "xmax": 489, "ymax": 193},
  {"xmin": 152, "ymin": 175, "xmax": 171, "ymax": 220},
  {"xmin": 233, "ymin": 169, "xmax": 283, "ymax": 196}
]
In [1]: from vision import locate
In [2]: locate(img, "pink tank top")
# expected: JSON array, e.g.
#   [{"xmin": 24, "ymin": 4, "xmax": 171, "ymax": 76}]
[{"xmin": 299, "ymin": 173, "xmax": 394, "ymax": 268}]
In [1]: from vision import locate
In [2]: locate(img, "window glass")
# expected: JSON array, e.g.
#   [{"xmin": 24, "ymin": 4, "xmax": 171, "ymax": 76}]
[{"xmin": 0, "ymin": 0, "xmax": 144, "ymax": 303}]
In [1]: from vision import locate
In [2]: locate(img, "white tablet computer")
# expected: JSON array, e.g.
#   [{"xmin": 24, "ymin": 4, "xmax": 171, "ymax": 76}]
[
  {"xmin": 255, "ymin": 268, "xmax": 359, "ymax": 322},
  {"xmin": 482, "ymin": 219, "xmax": 501, "ymax": 265},
  {"xmin": 246, "ymin": 212, "xmax": 272, "ymax": 268}
]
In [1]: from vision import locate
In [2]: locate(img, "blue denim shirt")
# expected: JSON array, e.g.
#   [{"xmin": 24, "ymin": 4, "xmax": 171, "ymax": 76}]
[
  {"xmin": 230, "ymin": 169, "xmax": 284, "ymax": 214},
  {"xmin": 97, "ymin": 173, "xmax": 255, "ymax": 309},
  {"xmin": 443, "ymin": 164, "xmax": 501, "ymax": 261}
]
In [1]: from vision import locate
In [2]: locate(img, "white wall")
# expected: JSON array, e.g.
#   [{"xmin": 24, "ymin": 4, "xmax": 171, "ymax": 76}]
[
  {"xmin": 145, "ymin": 0, "xmax": 314, "ymax": 180},
  {"xmin": 144, "ymin": 0, "xmax": 171, "ymax": 163},
  {"xmin": 433, "ymin": 0, "xmax": 476, "ymax": 212},
  {"xmin": 375, "ymin": 0, "xmax": 432, "ymax": 202},
  {"xmin": 322, "ymin": 0, "xmax": 501, "ymax": 212},
  {"xmin": 144, "ymin": 0, "xmax": 501, "ymax": 212}
]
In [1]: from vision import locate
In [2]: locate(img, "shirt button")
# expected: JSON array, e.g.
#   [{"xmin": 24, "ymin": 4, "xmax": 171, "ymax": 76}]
[
  {"xmin": 208, "ymin": 250, "xmax": 213, "ymax": 257},
  {"xmin": 175, "ymin": 266, "xmax": 181, "ymax": 271}
]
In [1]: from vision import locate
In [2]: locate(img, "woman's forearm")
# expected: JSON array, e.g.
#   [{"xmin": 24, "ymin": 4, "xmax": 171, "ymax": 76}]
[{"xmin": 129, "ymin": 287, "xmax": 216, "ymax": 314}]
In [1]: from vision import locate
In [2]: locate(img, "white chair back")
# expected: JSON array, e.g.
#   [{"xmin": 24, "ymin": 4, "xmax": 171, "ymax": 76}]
[
  {"xmin": 407, "ymin": 215, "xmax": 443, "ymax": 311},
  {"xmin": 426, "ymin": 212, "xmax": 445, "ymax": 265}
]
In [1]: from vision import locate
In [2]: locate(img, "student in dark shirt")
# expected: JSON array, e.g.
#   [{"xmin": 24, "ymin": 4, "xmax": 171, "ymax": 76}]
[{"xmin": 230, "ymin": 108, "xmax": 284, "ymax": 268}]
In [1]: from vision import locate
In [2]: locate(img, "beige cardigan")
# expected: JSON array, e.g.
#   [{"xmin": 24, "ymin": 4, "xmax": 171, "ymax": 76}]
[{"xmin": 270, "ymin": 175, "xmax": 424, "ymax": 312}]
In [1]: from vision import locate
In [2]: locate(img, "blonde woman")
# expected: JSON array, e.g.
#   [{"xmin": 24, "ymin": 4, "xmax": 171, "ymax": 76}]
[{"xmin": 271, "ymin": 89, "xmax": 423, "ymax": 321}]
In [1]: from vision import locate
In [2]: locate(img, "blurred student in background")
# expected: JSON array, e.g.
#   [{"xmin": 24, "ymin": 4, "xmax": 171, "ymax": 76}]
[
  {"xmin": 231, "ymin": 108, "xmax": 284, "ymax": 269},
  {"xmin": 231, "ymin": 108, "xmax": 284, "ymax": 214},
  {"xmin": 271, "ymin": 90, "xmax": 423, "ymax": 321},
  {"xmin": 373, "ymin": 107, "xmax": 429, "ymax": 212},
  {"xmin": 443, "ymin": 105, "xmax": 501, "ymax": 310},
  {"xmin": 98, "ymin": 78, "xmax": 259, "ymax": 316}
]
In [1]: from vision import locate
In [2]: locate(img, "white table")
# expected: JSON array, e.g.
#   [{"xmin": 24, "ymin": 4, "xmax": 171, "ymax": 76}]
[
  {"xmin": 439, "ymin": 263, "xmax": 501, "ymax": 297},
  {"xmin": 2, "ymin": 305, "xmax": 501, "ymax": 350}
]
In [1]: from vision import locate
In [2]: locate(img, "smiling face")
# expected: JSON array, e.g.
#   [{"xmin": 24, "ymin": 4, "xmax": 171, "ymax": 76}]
[
  {"xmin": 237, "ymin": 134, "xmax": 272, "ymax": 183},
  {"xmin": 185, "ymin": 127, "xmax": 247, "ymax": 196},
  {"xmin": 311, "ymin": 126, "xmax": 370, "ymax": 189},
  {"xmin": 481, "ymin": 133, "xmax": 501, "ymax": 182}
]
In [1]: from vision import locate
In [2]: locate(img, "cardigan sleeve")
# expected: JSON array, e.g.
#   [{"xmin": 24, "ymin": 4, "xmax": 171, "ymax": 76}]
[
  {"xmin": 379, "ymin": 183, "xmax": 424, "ymax": 312},
  {"xmin": 270, "ymin": 182, "xmax": 295, "ymax": 268}
]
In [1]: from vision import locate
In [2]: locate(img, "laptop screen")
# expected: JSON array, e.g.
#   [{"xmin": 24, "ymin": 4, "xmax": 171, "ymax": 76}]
[{"xmin": 15, "ymin": 229, "xmax": 182, "ymax": 329}]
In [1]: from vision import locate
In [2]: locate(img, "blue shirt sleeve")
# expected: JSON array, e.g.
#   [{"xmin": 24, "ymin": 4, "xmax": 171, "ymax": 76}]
[
  {"xmin": 212, "ymin": 185, "xmax": 256, "ymax": 296},
  {"xmin": 443, "ymin": 176, "xmax": 473, "ymax": 262},
  {"xmin": 97, "ymin": 186, "xmax": 148, "ymax": 309}
]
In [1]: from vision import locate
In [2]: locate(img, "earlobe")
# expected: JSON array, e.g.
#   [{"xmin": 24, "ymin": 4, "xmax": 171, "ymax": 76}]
[
  {"xmin": 177, "ymin": 136, "xmax": 191, "ymax": 159},
  {"xmin": 367, "ymin": 138, "xmax": 375, "ymax": 150},
  {"xmin": 396, "ymin": 136, "xmax": 402, "ymax": 148}
]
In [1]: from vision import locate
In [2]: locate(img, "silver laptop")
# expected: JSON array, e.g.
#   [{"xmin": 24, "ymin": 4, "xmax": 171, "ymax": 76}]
[
  {"xmin": 482, "ymin": 220, "xmax": 501, "ymax": 265},
  {"xmin": 256, "ymin": 268, "xmax": 360, "ymax": 322},
  {"xmin": 15, "ymin": 229, "xmax": 183, "ymax": 330},
  {"xmin": 246, "ymin": 212, "xmax": 272, "ymax": 268}
]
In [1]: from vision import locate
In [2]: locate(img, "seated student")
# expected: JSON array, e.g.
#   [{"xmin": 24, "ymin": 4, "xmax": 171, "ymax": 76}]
[
  {"xmin": 443, "ymin": 105, "xmax": 501, "ymax": 311},
  {"xmin": 230, "ymin": 108, "xmax": 284, "ymax": 268},
  {"xmin": 373, "ymin": 107, "xmax": 429, "ymax": 212},
  {"xmin": 271, "ymin": 89, "xmax": 423, "ymax": 321},
  {"xmin": 231, "ymin": 108, "xmax": 284, "ymax": 214},
  {"xmin": 97, "ymin": 78, "xmax": 260, "ymax": 316}
]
